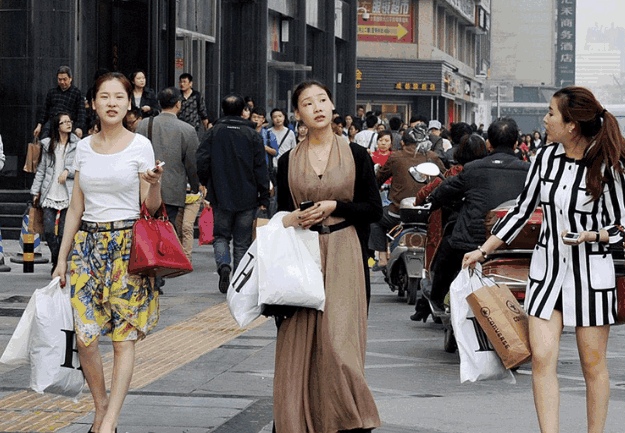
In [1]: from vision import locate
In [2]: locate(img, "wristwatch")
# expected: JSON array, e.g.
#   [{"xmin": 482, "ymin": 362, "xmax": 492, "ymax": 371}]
[{"xmin": 478, "ymin": 246, "xmax": 488, "ymax": 259}]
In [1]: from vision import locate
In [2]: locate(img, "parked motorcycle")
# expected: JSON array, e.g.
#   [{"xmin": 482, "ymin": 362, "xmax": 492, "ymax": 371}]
[
  {"xmin": 412, "ymin": 162, "xmax": 542, "ymax": 353},
  {"xmin": 382, "ymin": 163, "xmax": 441, "ymax": 304}
]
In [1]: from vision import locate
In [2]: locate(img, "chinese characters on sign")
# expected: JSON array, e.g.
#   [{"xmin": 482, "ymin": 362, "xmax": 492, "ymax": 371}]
[
  {"xmin": 394, "ymin": 82, "xmax": 437, "ymax": 91},
  {"xmin": 358, "ymin": 0, "xmax": 413, "ymax": 44},
  {"xmin": 556, "ymin": 0, "xmax": 576, "ymax": 87}
]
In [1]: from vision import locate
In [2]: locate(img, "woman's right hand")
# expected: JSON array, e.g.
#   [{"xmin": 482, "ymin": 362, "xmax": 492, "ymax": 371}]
[
  {"xmin": 462, "ymin": 250, "xmax": 484, "ymax": 269},
  {"xmin": 282, "ymin": 203, "xmax": 323, "ymax": 229},
  {"xmin": 32, "ymin": 195, "xmax": 39, "ymax": 207},
  {"xmin": 52, "ymin": 261, "xmax": 68, "ymax": 288}
]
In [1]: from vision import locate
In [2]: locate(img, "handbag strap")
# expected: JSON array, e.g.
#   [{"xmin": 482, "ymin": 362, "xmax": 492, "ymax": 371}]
[
  {"xmin": 147, "ymin": 116, "xmax": 154, "ymax": 141},
  {"xmin": 140, "ymin": 201, "xmax": 168, "ymax": 220}
]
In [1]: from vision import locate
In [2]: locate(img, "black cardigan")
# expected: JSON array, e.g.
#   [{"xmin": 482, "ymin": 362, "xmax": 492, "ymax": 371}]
[{"xmin": 277, "ymin": 142, "xmax": 383, "ymax": 305}]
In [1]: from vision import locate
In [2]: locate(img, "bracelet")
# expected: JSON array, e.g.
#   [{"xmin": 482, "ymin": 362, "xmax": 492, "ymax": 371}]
[
  {"xmin": 478, "ymin": 246, "xmax": 488, "ymax": 259},
  {"xmin": 589, "ymin": 232, "xmax": 601, "ymax": 244}
]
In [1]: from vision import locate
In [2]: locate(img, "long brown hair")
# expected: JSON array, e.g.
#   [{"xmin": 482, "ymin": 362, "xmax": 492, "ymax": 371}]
[{"xmin": 553, "ymin": 86, "xmax": 625, "ymax": 201}]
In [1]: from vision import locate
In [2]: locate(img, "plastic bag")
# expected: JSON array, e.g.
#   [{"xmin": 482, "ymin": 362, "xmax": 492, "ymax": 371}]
[
  {"xmin": 256, "ymin": 212, "xmax": 325, "ymax": 312},
  {"xmin": 198, "ymin": 207, "xmax": 214, "ymax": 245},
  {"xmin": 0, "ymin": 289, "xmax": 37, "ymax": 366},
  {"xmin": 227, "ymin": 240, "xmax": 261, "ymax": 328},
  {"xmin": 450, "ymin": 265, "xmax": 515, "ymax": 384},
  {"xmin": 30, "ymin": 277, "xmax": 85, "ymax": 399}
]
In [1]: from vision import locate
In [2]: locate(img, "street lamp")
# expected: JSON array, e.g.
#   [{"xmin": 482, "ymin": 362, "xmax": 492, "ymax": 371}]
[{"xmin": 357, "ymin": 7, "xmax": 370, "ymax": 21}]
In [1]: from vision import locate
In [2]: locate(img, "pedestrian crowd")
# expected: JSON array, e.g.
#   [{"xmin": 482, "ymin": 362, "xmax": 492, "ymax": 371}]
[{"xmin": 10, "ymin": 64, "xmax": 625, "ymax": 433}]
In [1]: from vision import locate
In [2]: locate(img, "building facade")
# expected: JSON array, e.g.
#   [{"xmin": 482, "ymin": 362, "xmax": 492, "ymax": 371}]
[
  {"xmin": 489, "ymin": 0, "xmax": 576, "ymax": 133},
  {"xmin": 0, "ymin": 0, "xmax": 357, "ymax": 190},
  {"xmin": 355, "ymin": 0, "xmax": 491, "ymax": 127}
]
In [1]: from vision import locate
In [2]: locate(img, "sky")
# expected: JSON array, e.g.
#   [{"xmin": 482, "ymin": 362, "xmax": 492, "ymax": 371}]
[{"xmin": 576, "ymin": 0, "xmax": 625, "ymax": 49}]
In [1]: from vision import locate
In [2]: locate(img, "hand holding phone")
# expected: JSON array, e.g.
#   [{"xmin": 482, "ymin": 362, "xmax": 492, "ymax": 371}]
[
  {"xmin": 300, "ymin": 200, "xmax": 315, "ymax": 211},
  {"xmin": 151, "ymin": 161, "xmax": 165, "ymax": 172},
  {"xmin": 562, "ymin": 231, "xmax": 580, "ymax": 245}
]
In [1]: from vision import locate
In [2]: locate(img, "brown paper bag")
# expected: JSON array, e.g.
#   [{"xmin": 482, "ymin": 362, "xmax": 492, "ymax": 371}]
[
  {"xmin": 27, "ymin": 205, "xmax": 44, "ymax": 235},
  {"xmin": 467, "ymin": 283, "xmax": 531, "ymax": 369},
  {"xmin": 23, "ymin": 140, "xmax": 42, "ymax": 173}
]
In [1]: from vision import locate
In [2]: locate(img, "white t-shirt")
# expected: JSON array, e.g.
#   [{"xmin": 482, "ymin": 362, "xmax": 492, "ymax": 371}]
[
  {"xmin": 269, "ymin": 127, "xmax": 297, "ymax": 167},
  {"xmin": 354, "ymin": 130, "xmax": 378, "ymax": 151},
  {"xmin": 74, "ymin": 134, "xmax": 154, "ymax": 222}
]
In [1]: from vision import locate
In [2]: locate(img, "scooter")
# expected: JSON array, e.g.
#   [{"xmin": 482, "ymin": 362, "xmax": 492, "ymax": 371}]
[{"xmin": 382, "ymin": 163, "xmax": 441, "ymax": 305}]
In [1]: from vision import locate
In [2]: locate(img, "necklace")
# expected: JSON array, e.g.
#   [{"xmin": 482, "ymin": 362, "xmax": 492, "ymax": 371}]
[{"xmin": 308, "ymin": 143, "xmax": 332, "ymax": 161}]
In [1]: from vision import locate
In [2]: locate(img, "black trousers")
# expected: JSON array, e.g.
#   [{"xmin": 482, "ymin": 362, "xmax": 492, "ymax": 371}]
[{"xmin": 429, "ymin": 236, "xmax": 468, "ymax": 304}]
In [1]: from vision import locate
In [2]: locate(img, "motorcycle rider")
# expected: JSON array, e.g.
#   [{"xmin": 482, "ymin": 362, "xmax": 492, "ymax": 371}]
[
  {"xmin": 425, "ymin": 118, "xmax": 529, "ymax": 312},
  {"xmin": 369, "ymin": 126, "xmax": 445, "ymax": 270}
]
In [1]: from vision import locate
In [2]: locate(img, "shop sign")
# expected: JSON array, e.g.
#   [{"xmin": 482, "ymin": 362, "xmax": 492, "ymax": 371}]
[
  {"xmin": 358, "ymin": 0, "xmax": 414, "ymax": 44},
  {"xmin": 477, "ymin": 7, "xmax": 490, "ymax": 31},
  {"xmin": 555, "ymin": 0, "xmax": 575, "ymax": 87},
  {"xmin": 395, "ymin": 82, "xmax": 437, "ymax": 91},
  {"xmin": 356, "ymin": 69, "xmax": 362, "ymax": 89}
]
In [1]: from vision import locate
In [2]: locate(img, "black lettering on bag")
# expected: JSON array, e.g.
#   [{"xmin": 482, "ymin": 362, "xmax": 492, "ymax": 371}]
[
  {"xmin": 232, "ymin": 252, "xmax": 255, "ymax": 292},
  {"xmin": 468, "ymin": 317, "xmax": 494, "ymax": 352},
  {"xmin": 60, "ymin": 329, "xmax": 80, "ymax": 370}
]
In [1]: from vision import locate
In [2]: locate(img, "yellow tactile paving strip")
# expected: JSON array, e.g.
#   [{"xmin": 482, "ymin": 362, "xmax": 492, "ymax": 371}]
[{"xmin": 0, "ymin": 303, "xmax": 269, "ymax": 432}]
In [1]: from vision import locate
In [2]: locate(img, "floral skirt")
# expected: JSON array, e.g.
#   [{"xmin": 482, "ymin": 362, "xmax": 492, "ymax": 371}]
[{"xmin": 70, "ymin": 227, "xmax": 159, "ymax": 346}]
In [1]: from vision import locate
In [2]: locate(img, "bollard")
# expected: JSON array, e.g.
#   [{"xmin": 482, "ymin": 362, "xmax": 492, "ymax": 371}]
[
  {"xmin": 23, "ymin": 233, "xmax": 34, "ymax": 273},
  {"xmin": 0, "ymin": 227, "xmax": 11, "ymax": 272},
  {"xmin": 10, "ymin": 207, "xmax": 49, "ymax": 265}
]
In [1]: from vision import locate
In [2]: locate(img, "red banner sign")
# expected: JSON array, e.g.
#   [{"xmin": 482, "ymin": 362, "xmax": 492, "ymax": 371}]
[{"xmin": 357, "ymin": 0, "xmax": 413, "ymax": 44}]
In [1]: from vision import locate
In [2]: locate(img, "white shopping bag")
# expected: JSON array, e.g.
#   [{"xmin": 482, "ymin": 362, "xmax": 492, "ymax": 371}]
[
  {"xmin": 227, "ymin": 240, "xmax": 262, "ymax": 328},
  {"xmin": 0, "ymin": 289, "xmax": 38, "ymax": 366},
  {"xmin": 450, "ymin": 265, "xmax": 515, "ymax": 384},
  {"xmin": 256, "ymin": 212, "xmax": 325, "ymax": 312},
  {"xmin": 30, "ymin": 277, "xmax": 85, "ymax": 399}
]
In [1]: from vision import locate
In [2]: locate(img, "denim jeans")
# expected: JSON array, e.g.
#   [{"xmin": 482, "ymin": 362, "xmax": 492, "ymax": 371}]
[
  {"xmin": 43, "ymin": 207, "xmax": 67, "ymax": 266},
  {"xmin": 212, "ymin": 207, "xmax": 256, "ymax": 273}
]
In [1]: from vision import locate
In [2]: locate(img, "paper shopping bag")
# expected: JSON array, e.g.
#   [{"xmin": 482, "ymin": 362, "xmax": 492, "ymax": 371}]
[
  {"xmin": 450, "ymin": 265, "xmax": 515, "ymax": 383},
  {"xmin": 23, "ymin": 139, "xmax": 41, "ymax": 173},
  {"xmin": 27, "ymin": 204, "xmax": 44, "ymax": 235},
  {"xmin": 467, "ymin": 283, "xmax": 532, "ymax": 369}
]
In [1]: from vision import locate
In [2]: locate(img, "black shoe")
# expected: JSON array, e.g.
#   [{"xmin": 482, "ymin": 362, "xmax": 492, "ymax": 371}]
[
  {"xmin": 410, "ymin": 310, "xmax": 429, "ymax": 323},
  {"xmin": 218, "ymin": 265, "xmax": 231, "ymax": 293}
]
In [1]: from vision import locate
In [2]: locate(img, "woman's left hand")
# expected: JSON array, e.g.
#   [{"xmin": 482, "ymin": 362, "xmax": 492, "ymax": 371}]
[
  {"xmin": 58, "ymin": 170, "xmax": 68, "ymax": 184},
  {"xmin": 140, "ymin": 160, "xmax": 163, "ymax": 185},
  {"xmin": 301, "ymin": 200, "xmax": 337, "ymax": 228},
  {"xmin": 561, "ymin": 230, "xmax": 596, "ymax": 246}
]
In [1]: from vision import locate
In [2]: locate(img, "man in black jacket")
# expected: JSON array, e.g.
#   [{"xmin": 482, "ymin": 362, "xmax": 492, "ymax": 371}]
[
  {"xmin": 196, "ymin": 94, "xmax": 270, "ymax": 293},
  {"xmin": 425, "ymin": 118, "xmax": 529, "ymax": 312}
]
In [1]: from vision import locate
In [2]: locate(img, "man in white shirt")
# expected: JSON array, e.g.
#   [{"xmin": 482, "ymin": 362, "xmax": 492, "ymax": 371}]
[{"xmin": 354, "ymin": 115, "xmax": 378, "ymax": 152}]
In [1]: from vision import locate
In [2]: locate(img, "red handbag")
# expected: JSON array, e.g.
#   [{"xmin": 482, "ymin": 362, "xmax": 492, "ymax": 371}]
[
  {"xmin": 616, "ymin": 277, "xmax": 625, "ymax": 324},
  {"xmin": 128, "ymin": 203, "xmax": 193, "ymax": 278},
  {"xmin": 198, "ymin": 207, "xmax": 214, "ymax": 245}
]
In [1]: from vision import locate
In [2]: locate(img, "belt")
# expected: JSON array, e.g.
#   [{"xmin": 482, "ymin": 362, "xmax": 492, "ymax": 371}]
[
  {"xmin": 309, "ymin": 220, "xmax": 352, "ymax": 235},
  {"xmin": 80, "ymin": 219, "xmax": 136, "ymax": 233}
]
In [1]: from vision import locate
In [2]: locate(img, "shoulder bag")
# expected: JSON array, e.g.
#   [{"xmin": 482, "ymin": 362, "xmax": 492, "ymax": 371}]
[{"xmin": 128, "ymin": 202, "xmax": 193, "ymax": 278}]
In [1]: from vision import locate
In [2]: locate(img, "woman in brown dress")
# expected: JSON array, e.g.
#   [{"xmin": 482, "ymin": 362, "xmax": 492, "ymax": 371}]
[{"xmin": 274, "ymin": 81, "xmax": 382, "ymax": 433}]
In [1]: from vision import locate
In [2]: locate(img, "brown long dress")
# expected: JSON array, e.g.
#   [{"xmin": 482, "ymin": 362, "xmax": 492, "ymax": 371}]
[{"xmin": 273, "ymin": 138, "xmax": 381, "ymax": 433}]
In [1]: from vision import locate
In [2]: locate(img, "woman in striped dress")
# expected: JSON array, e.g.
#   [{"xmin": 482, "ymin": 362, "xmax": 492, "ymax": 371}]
[{"xmin": 463, "ymin": 87, "xmax": 625, "ymax": 433}]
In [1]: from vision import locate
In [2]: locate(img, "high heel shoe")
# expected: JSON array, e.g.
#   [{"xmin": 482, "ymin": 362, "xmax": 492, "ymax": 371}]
[{"xmin": 88, "ymin": 427, "xmax": 94, "ymax": 433}]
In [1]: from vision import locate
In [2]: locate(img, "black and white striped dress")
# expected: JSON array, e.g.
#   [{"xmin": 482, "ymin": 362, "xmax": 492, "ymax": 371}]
[{"xmin": 492, "ymin": 143, "xmax": 625, "ymax": 327}]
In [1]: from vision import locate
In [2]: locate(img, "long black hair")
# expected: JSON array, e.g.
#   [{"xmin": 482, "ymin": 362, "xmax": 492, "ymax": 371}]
[{"xmin": 47, "ymin": 112, "xmax": 72, "ymax": 157}]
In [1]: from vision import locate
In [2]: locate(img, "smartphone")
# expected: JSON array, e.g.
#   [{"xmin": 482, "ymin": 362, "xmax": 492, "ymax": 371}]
[
  {"xmin": 151, "ymin": 161, "xmax": 165, "ymax": 172},
  {"xmin": 563, "ymin": 232, "xmax": 580, "ymax": 243},
  {"xmin": 300, "ymin": 200, "xmax": 315, "ymax": 211}
]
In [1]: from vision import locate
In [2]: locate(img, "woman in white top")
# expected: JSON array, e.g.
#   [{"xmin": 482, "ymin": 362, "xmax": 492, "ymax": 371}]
[
  {"xmin": 464, "ymin": 87, "xmax": 625, "ymax": 433},
  {"xmin": 269, "ymin": 108, "xmax": 297, "ymax": 162},
  {"xmin": 53, "ymin": 72, "xmax": 163, "ymax": 433},
  {"xmin": 30, "ymin": 112, "xmax": 79, "ymax": 272}
]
